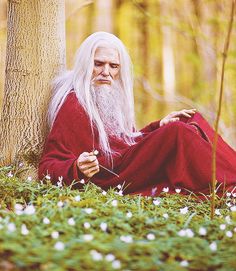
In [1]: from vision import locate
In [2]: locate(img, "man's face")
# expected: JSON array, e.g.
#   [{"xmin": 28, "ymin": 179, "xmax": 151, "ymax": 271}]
[{"xmin": 92, "ymin": 45, "xmax": 120, "ymax": 86}]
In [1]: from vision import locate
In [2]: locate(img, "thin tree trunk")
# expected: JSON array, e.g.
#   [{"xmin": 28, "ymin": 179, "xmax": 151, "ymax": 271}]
[
  {"xmin": 93, "ymin": 0, "xmax": 114, "ymax": 32},
  {"xmin": 0, "ymin": 0, "xmax": 65, "ymax": 168}
]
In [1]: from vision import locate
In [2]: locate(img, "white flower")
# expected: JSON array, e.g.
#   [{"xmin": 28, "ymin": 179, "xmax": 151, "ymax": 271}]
[
  {"xmin": 178, "ymin": 229, "xmax": 186, "ymax": 237},
  {"xmin": 117, "ymin": 184, "xmax": 122, "ymax": 190},
  {"xmin": 233, "ymin": 193, "xmax": 236, "ymax": 198},
  {"xmin": 126, "ymin": 212, "xmax": 133, "ymax": 218},
  {"xmin": 146, "ymin": 233, "xmax": 155, "ymax": 240},
  {"xmin": 199, "ymin": 227, "xmax": 207, "ymax": 236},
  {"xmin": 84, "ymin": 222, "xmax": 91, "ymax": 229},
  {"xmin": 225, "ymin": 216, "xmax": 231, "ymax": 224},
  {"xmin": 226, "ymin": 231, "xmax": 233, "ymax": 238},
  {"xmin": 226, "ymin": 192, "xmax": 231, "ymax": 197},
  {"xmin": 54, "ymin": 241, "xmax": 64, "ymax": 251},
  {"xmin": 45, "ymin": 174, "xmax": 51, "ymax": 180},
  {"xmin": 118, "ymin": 190, "xmax": 123, "ymax": 196},
  {"xmin": 105, "ymin": 253, "xmax": 115, "ymax": 262},
  {"xmin": 68, "ymin": 217, "xmax": 76, "ymax": 226},
  {"xmin": 185, "ymin": 228, "xmax": 194, "ymax": 238},
  {"xmin": 80, "ymin": 179, "xmax": 85, "ymax": 184},
  {"xmin": 57, "ymin": 180, "xmax": 63, "ymax": 188},
  {"xmin": 151, "ymin": 187, "xmax": 157, "ymax": 196},
  {"xmin": 209, "ymin": 242, "xmax": 217, "ymax": 251},
  {"xmin": 153, "ymin": 199, "xmax": 161, "ymax": 206},
  {"xmin": 19, "ymin": 162, "xmax": 24, "ymax": 167},
  {"xmin": 93, "ymin": 150, "xmax": 99, "ymax": 155},
  {"xmin": 14, "ymin": 204, "xmax": 24, "ymax": 215},
  {"xmin": 220, "ymin": 224, "xmax": 226, "ymax": 230},
  {"xmin": 57, "ymin": 201, "xmax": 64, "ymax": 208},
  {"xmin": 7, "ymin": 223, "xmax": 16, "ymax": 232},
  {"xmin": 43, "ymin": 217, "xmax": 50, "ymax": 225},
  {"xmin": 102, "ymin": 191, "xmax": 107, "ymax": 196},
  {"xmin": 74, "ymin": 195, "xmax": 81, "ymax": 202},
  {"xmin": 215, "ymin": 209, "xmax": 221, "ymax": 216},
  {"xmin": 51, "ymin": 231, "xmax": 59, "ymax": 239},
  {"xmin": 100, "ymin": 222, "xmax": 107, "ymax": 231},
  {"xmin": 21, "ymin": 224, "xmax": 29, "ymax": 235},
  {"xmin": 27, "ymin": 176, "xmax": 32, "ymax": 181},
  {"xmin": 83, "ymin": 234, "xmax": 94, "ymax": 242},
  {"xmin": 90, "ymin": 250, "xmax": 103, "ymax": 261},
  {"xmin": 7, "ymin": 171, "xmax": 13, "ymax": 178},
  {"xmin": 112, "ymin": 260, "xmax": 121, "ymax": 269},
  {"xmin": 120, "ymin": 235, "xmax": 133, "ymax": 243},
  {"xmin": 163, "ymin": 213, "xmax": 169, "ymax": 219},
  {"xmin": 111, "ymin": 200, "xmax": 118, "ymax": 207},
  {"xmin": 84, "ymin": 208, "xmax": 93, "ymax": 214},
  {"xmin": 162, "ymin": 187, "xmax": 169, "ymax": 193},
  {"xmin": 180, "ymin": 207, "xmax": 188, "ymax": 215},
  {"xmin": 175, "ymin": 188, "xmax": 181, "ymax": 193},
  {"xmin": 180, "ymin": 260, "xmax": 189, "ymax": 267},
  {"xmin": 24, "ymin": 205, "xmax": 35, "ymax": 215},
  {"xmin": 230, "ymin": 206, "xmax": 236, "ymax": 212},
  {"xmin": 226, "ymin": 202, "xmax": 232, "ymax": 207},
  {"xmin": 234, "ymin": 227, "xmax": 236, "ymax": 233}
]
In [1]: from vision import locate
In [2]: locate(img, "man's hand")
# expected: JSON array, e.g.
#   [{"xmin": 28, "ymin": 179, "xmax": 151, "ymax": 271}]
[
  {"xmin": 160, "ymin": 109, "xmax": 196, "ymax": 127},
  {"xmin": 77, "ymin": 151, "xmax": 100, "ymax": 178}
]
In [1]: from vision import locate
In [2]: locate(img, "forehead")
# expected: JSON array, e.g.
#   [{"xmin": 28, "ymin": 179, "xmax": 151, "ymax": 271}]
[{"xmin": 94, "ymin": 45, "xmax": 120, "ymax": 63}]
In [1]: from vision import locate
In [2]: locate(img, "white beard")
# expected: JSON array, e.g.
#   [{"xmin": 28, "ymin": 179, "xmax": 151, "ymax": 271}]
[{"xmin": 91, "ymin": 81, "xmax": 125, "ymax": 138}]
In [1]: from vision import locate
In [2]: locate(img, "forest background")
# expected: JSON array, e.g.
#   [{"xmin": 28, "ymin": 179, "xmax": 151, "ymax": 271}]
[{"xmin": 0, "ymin": 0, "xmax": 236, "ymax": 148}]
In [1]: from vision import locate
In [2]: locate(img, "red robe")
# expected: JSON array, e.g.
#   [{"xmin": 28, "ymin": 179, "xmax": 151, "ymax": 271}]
[{"xmin": 39, "ymin": 92, "xmax": 236, "ymax": 196}]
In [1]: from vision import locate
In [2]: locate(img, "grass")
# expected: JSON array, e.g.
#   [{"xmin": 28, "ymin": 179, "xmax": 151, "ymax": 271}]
[{"xmin": 0, "ymin": 166, "xmax": 235, "ymax": 271}]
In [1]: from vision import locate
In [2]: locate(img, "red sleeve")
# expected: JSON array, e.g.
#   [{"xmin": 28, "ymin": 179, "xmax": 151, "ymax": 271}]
[
  {"xmin": 38, "ymin": 92, "xmax": 96, "ymax": 186},
  {"xmin": 139, "ymin": 120, "xmax": 161, "ymax": 134}
]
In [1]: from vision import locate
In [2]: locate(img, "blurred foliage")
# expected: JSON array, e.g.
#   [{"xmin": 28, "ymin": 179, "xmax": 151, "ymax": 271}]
[
  {"xmin": 0, "ymin": 165, "xmax": 236, "ymax": 270},
  {"xmin": 0, "ymin": 0, "xmax": 236, "ymax": 147}
]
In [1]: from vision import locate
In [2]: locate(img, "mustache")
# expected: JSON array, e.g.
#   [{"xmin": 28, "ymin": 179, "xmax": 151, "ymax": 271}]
[{"xmin": 91, "ymin": 76, "xmax": 114, "ymax": 84}]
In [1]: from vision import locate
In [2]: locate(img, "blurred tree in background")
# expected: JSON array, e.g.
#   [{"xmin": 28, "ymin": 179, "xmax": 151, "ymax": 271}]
[{"xmin": 1, "ymin": 0, "xmax": 236, "ymax": 148}]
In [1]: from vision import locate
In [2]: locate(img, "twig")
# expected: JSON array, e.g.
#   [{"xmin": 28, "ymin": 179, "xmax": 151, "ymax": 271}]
[{"xmin": 211, "ymin": 0, "xmax": 235, "ymax": 220}]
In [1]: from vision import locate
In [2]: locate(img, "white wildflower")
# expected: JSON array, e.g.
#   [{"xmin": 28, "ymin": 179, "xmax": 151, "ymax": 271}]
[
  {"xmin": 151, "ymin": 187, "xmax": 157, "ymax": 196},
  {"xmin": 146, "ymin": 233, "xmax": 155, "ymax": 240},
  {"xmin": 219, "ymin": 224, "xmax": 226, "ymax": 230},
  {"xmin": 153, "ymin": 199, "xmax": 161, "ymax": 206},
  {"xmin": 120, "ymin": 235, "xmax": 133, "ymax": 243},
  {"xmin": 178, "ymin": 229, "xmax": 186, "ymax": 237},
  {"xmin": 19, "ymin": 162, "xmax": 24, "ymax": 167},
  {"xmin": 102, "ymin": 191, "xmax": 107, "ymax": 196},
  {"xmin": 233, "ymin": 193, "xmax": 236, "ymax": 198},
  {"xmin": 43, "ymin": 217, "xmax": 50, "ymax": 225},
  {"xmin": 57, "ymin": 201, "xmax": 64, "ymax": 208},
  {"xmin": 126, "ymin": 212, "xmax": 133, "ymax": 218},
  {"xmin": 84, "ymin": 208, "xmax": 93, "ymax": 214},
  {"xmin": 74, "ymin": 195, "xmax": 81, "ymax": 202},
  {"xmin": 84, "ymin": 222, "xmax": 91, "ymax": 229},
  {"xmin": 163, "ymin": 213, "xmax": 169, "ymax": 219},
  {"xmin": 180, "ymin": 260, "xmax": 189, "ymax": 267},
  {"xmin": 209, "ymin": 242, "xmax": 217, "ymax": 251},
  {"xmin": 162, "ymin": 187, "xmax": 169, "ymax": 193},
  {"xmin": 68, "ymin": 217, "xmax": 76, "ymax": 226},
  {"xmin": 93, "ymin": 150, "xmax": 99, "ymax": 155},
  {"xmin": 21, "ymin": 224, "xmax": 29, "ymax": 235},
  {"xmin": 51, "ymin": 231, "xmax": 59, "ymax": 239},
  {"xmin": 105, "ymin": 253, "xmax": 115, "ymax": 262},
  {"xmin": 117, "ymin": 184, "xmax": 122, "ymax": 190},
  {"xmin": 180, "ymin": 207, "xmax": 188, "ymax": 215},
  {"xmin": 226, "ymin": 231, "xmax": 233, "ymax": 238},
  {"xmin": 118, "ymin": 190, "xmax": 123, "ymax": 196},
  {"xmin": 226, "ymin": 192, "xmax": 231, "ymax": 197},
  {"xmin": 80, "ymin": 179, "xmax": 85, "ymax": 184},
  {"xmin": 230, "ymin": 206, "xmax": 236, "ymax": 212},
  {"xmin": 7, "ymin": 171, "xmax": 13, "ymax": 178},
  {"xmin": 199, "ymin": 227, "xmax": 207, "ymax": 236},
  {"xmin": 100, "ymin": 222, "xmax": 107, "ymax": 231},
  {"xmin": 14, "ymin": 204, "xmax": 24, "ymax": 215},
  {"xmin": 234, "ymin": 227, "xmax": 236, "ymax": 233},
  {"xmin": 112, "ymin": 260, "xmax": 121, "ymax": 269},
  {"xmin": 27, "ymin": 176, "xmax": 32, "ymax": 181},
  {"xmin": 226, "ymin": 202, "xmax": 232, "ymax": 207},
  {"xmin": 175, "ymin": 188, "xmax": 181, "ymax": 193},
  {"xmin": 225, "ymin": 216, "xmax": 231, "ymax": 224},
  {"xmin": 111, "ymin": 200, "xmax": 118, "ymax": 207},
  {"xmin": 90, "ymin": 250, "xmax": 103, "ymax": 261},
  {"xmin": 24, "ymin": 205, "xmax": 35, "ymax": 215},
  {"xmin": 54, "ymin": 241, "xmax": 64, "ymax": 251},
  {"xmin": 7, "ymin": 223, "xmax": 16, "ymax": 232},
  {"xmin": 57, "ymin": 176, "xmax": 63, "ymax": 188},
  {"xmin": 45, "ymin": 174, "xmax": 51, "ymax": 180},
  {"xmin": 83, "ymin": 234, "xmax": 94, "ymax": 242},
  {"xmin": 215, "ymin": 209, "xmax": 221, "ymax": 216},
  {"xmin": 185, "ymin": 228, "xmax": 194, "ymax": 238}
]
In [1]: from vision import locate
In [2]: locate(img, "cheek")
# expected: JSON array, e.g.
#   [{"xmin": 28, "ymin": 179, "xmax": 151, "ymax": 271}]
[{"xmin": 112, "ymin": 70, "xmax": 120, "ymax": 79}]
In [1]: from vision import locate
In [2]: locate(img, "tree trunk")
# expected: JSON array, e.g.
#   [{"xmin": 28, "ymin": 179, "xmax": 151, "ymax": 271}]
[
  {"xmin": 93, "ymin": 0, "xmax": 114, "ymax": 32},
  {"xmin": 0, "ymin": 0, "xmax": 65, "ymax": 168}
]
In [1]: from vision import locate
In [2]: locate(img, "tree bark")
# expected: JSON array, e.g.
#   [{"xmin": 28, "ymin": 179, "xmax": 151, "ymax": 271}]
[
  {"xmin": 0, "ymin": 0, "xmax": 65, "ymax": 168},
  {"xmin": 93, "ymin": 0, "xmax": 114, "ymax": 32}
]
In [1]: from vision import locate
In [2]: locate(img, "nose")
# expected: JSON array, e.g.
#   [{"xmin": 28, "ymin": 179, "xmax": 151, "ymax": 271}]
[{"xmin": 101, "ymin": 64, "xmax": 110, "ymax": 77}]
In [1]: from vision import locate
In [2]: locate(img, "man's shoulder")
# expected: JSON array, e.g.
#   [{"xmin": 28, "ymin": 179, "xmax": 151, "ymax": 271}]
[{"xmin": 59, "ymin": 91, "xmax": 84, "ymax": 116}]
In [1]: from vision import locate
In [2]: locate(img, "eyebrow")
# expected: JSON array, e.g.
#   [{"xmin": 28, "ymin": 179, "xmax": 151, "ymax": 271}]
[{"xmin": 94, "ymin": 59, "xmax": 120, "ymax": 65}]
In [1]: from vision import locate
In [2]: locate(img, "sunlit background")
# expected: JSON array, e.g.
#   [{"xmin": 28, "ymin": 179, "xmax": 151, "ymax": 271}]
[{"xmin": 0, "ymin": 0, "xmax": 236, "ymax": 147}]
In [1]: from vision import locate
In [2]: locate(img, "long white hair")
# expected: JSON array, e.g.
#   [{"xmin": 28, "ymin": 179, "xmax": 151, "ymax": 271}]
[{"xmin": 48, "ymin": 32, "xmax": 140, "ymax": 159}]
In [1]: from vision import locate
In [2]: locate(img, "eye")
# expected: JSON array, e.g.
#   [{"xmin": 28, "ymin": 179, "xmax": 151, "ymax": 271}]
[
  {"xmin": 94, "ymin": 61, "xmax": 103, "ymax": 67},
  {"xmin": 110, "ymin": 64, "xmax": 119, "ymax": 69}
]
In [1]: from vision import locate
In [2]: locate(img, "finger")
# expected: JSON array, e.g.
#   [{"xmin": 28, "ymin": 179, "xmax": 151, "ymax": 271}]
[
  {"xmin": 79, "ymin": 160, "xmax": 99, "ymax": 171},
  {"xmin": 84, "ymin": 166, "xmax": 100, "ymax": 178},
  {"xmin": 79, "ymin": 155, "xmax": 97, "ymax": 164}
]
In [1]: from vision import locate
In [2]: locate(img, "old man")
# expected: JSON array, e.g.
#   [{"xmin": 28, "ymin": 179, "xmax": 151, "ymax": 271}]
[{"xmin": 39, "ymin": 32, "xmax": 236, "ymax": 196}]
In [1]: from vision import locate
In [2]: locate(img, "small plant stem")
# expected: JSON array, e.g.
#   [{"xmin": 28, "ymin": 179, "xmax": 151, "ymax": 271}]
[{"xmin": 211, "ymin": 0, "xmax": 235, "ymax": 220}]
